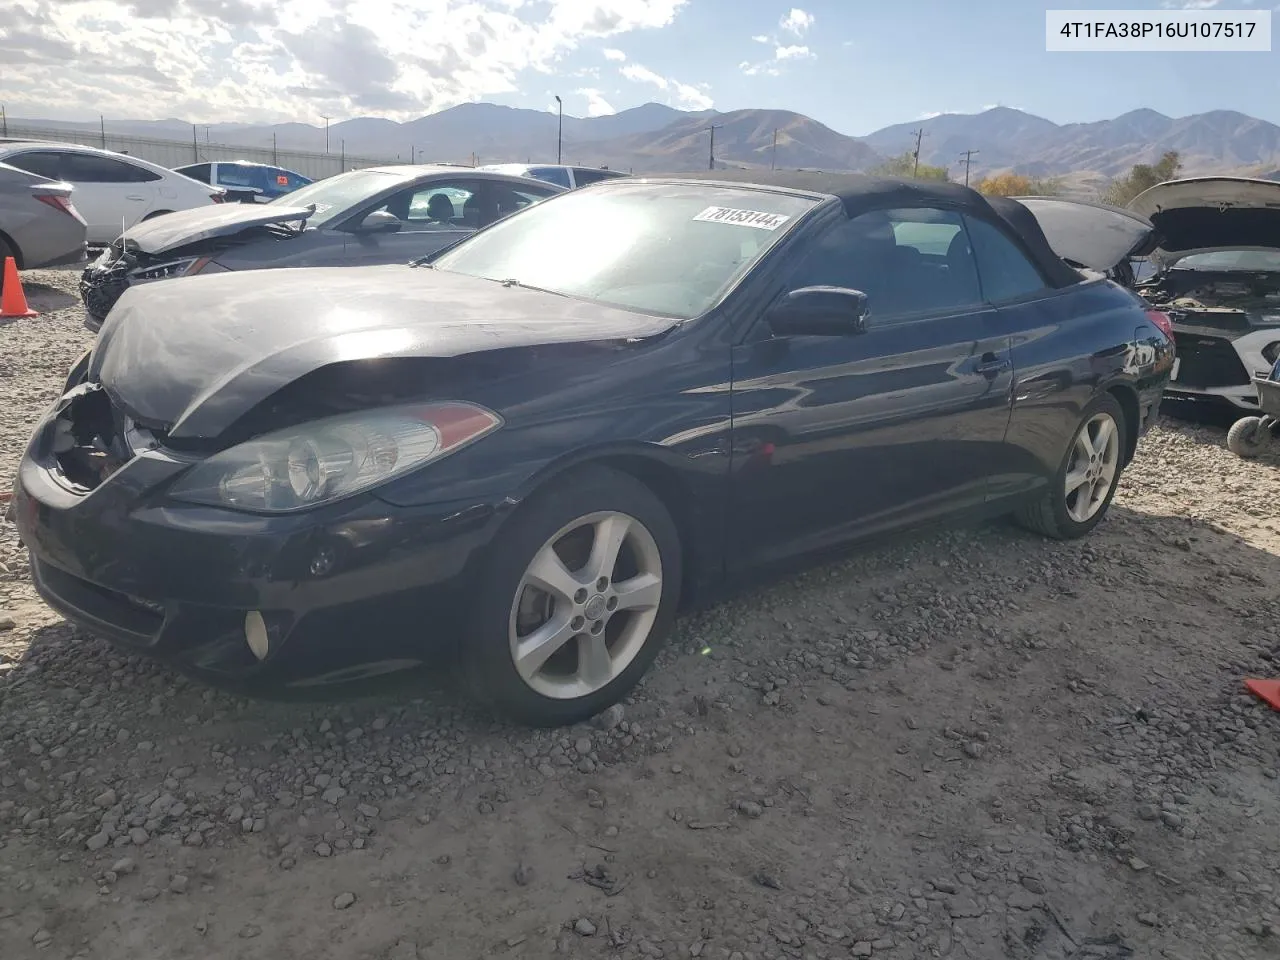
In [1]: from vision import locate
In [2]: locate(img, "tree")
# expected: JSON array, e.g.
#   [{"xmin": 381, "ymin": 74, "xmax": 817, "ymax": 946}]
[
  {"xmin": 972, "ymin": 172, "xmax": 1064, "ymax": 197},
  {"xmin": 1102, "ymin": 151, "xmax": 1181, "ymax": 206},
  {"xmin": 870, "ymin": 150, "xmax": 950, "ymax": 182}
]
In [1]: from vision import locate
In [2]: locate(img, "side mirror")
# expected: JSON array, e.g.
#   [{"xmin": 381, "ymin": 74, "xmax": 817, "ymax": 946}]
[
  {"xmin": 353, "ymin": 210, "xmax": 403, "ymax": 234},
  {"xmin": 766, "ymin": 286, "xmax": 869, "ymax": 337}
]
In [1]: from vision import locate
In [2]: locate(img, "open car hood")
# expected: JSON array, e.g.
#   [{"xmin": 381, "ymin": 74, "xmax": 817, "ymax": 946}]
[
  {"xmin": 88, "ymin": 264, "xmax": 678, "ymax": 440},
  {"xmin": 1010, "ymin": 196, "xmax": 1157, "ymax": 272},
  {"xmin": 1125, "ymin": 177, "xmax": 1280, "ymax": 265},
  {"xmin": 118, "ymin": 202, "xmax": 315, "ymax": 255}
]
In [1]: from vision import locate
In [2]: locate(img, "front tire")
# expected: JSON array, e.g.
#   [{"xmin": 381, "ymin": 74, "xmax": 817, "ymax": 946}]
[
  {"xmin": 1015, "ymin": 394, "xmax": 1127, "ymax": 540},
  {"xmin": 1226, "ymin": 416, "xmax": 1268, "ymax": 458},
  {"xmin": 460, "ymin": 466, "xmax": 682, "ymax": 727}
]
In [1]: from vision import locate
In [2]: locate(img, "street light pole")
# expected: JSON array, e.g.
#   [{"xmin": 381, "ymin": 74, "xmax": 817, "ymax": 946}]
[{"xmin": 554, "ymin": 95, "xmax": 563, "ymax": 164}]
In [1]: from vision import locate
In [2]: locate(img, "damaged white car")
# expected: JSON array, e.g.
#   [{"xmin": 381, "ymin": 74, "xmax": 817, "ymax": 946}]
[{"xmin": 1127, "ymin": 177, "xmax": 1280, "ymax": 414}]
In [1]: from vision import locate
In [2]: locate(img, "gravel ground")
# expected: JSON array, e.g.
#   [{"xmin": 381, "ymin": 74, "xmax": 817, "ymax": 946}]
[{"xmin": 2, "ymin": 267, "xmax": 1279, "ymax": 960}]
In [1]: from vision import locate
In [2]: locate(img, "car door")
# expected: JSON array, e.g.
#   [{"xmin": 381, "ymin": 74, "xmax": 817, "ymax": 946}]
[
  {"xmin": 56, "ymin": 152, "xmax": 160, "ymax": 241},
  {"xmin": 727, "ymin": 205, "xmax": 1016, "ymax": 571},
  {"xmin": 961, "ymin": 212, "xmax": 1106, "ymax": 502}
]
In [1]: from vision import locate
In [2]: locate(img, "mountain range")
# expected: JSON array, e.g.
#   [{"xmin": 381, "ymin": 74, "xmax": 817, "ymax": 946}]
[{"xmin": 15, "ymin": 103, "xmax": 1280, "ymax": 192}]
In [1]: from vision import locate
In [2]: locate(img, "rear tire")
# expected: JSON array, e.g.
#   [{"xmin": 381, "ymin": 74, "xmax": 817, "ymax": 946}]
[
  {"xmin": 0, "ymin": 234, "xmax": 13, "ymax": 296},
  {"xmin": 1226, "ymin": 416, "xmax": 1268, "ymax": 458},
  {"xmin": 1015, "ymin": 394, "xmax": 1127, "ymax": 540},
  {"xmin": 460, "ymin": 466, "xmax": 682, "ymax": 727}
]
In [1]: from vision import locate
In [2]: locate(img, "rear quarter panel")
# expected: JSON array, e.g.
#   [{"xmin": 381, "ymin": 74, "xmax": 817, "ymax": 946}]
[{"xmin": 992, "ymin": 277, "xmax": 1169, "ymax": 498}]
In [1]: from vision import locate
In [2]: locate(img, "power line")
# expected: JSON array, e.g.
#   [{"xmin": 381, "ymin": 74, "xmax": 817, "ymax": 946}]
[{"xmin": 958, "ymin": 148, "xmax": 980, "ymax": 186}]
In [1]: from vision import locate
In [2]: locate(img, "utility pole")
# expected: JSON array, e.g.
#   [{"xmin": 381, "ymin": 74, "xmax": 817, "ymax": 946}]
[
  {"xmin": 707, "ymin": 122, "xmax": 723, "ymax": 170},
  {"xmin": 554, "ymin": 95, "xmax": 563, "ymax": 164},
  {"xmin": 100, "ymin": 115, "xmax": 106, "ymax": 149},
  {"xmin": 320, "ymin": 115, "xmax": 331, "ymax": 154},
  {"xmin": 340, "ymin": 139, "xmax": 345, "ymax": 173},
  {"xmin": 191, "ymin": 124, "xmax": 198, "ymax": 163},
  {"xmin": 1, "ymin": 104, "xmax": 7, "ymax": 137},
  {"xmin": 771, "ymin": 128, "xmax": 778, "ymax": 170},
  {"xmin": 911, "ymin": 127, "xmax": 926, "ymax": 177},
  {"xmin": 959, "ymin": 148, "xmax": 980, "ymax": 186},
  {"xmin": 272, "ymin": 132, "xmax": 277, "ymax": 165}
]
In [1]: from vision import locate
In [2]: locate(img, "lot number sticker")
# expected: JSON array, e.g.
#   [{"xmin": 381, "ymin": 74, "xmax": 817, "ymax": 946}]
[{"xmin": 692, "ymin": 206, "xmax": 791, "ymax": 230}]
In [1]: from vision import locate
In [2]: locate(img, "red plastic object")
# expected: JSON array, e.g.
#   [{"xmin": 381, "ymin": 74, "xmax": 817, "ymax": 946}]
[{"xmin": 1244, "ymin": 678, "xmax": 1280, "ymax": 712}]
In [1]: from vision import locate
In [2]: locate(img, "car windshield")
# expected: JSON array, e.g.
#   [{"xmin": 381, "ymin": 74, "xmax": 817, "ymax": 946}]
[
  {"xmin": 1172, "ymin": 249, "xmax": 1280, "ymax": 273},
  {"xmin": 431, "ymin": 182, "xmax": 820, "ymax": 319},
  {"xmin": 268, "ymin": 169, "xmax": 405, "ymax": 227}
]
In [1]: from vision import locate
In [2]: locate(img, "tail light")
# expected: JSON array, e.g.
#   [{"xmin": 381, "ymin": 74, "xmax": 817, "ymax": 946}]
[
  {"xmin": 1145, "ymin": 309, "xmax": 1173, "ymax": 339},
  {"xmin": 35, "ymin": 194, "xmax": 77, "ymax": 216}
]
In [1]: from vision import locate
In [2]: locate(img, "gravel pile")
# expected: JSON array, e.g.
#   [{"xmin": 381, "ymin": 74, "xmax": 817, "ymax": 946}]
[{"xmin": 1, "ymin": 268, "xmax": 1278, "ymax": 960}]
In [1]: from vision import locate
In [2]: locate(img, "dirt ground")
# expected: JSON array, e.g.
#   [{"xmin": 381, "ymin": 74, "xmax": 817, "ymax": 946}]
[{"xmin": 2, "ymin": 268, "xmax": 1279, "ymax": 960}]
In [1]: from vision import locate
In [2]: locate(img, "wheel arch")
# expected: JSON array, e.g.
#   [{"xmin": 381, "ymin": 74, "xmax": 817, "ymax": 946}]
[
  {"xmin": 508, "ymin": 443, "xmax": 714, "ymax": 605},
  {"xmin": 1103, "ymin": 381, "xmax": 1141, "ymax": 466},
  {"xmin": 0, "ymin": 228, "xmax": 24, "ymax": 268}
]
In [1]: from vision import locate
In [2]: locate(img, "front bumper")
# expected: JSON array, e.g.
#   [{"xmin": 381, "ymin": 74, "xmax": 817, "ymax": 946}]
[
  {"xmin": 79, "ymin": 252, "xmax": 131, "ymax": 320},
  {"xmin": 11, "ymin": 397, "xmax": 508, "ymax": 693},
  {"xmin": 1168, "ymin": 326, "xmax": 1280, "ymax": 411}
]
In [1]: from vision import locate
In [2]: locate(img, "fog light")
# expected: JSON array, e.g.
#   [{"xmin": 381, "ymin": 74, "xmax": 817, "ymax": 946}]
[{"xmin": 244, "ymin": 611, "xmax": 270, "ymax": 661}]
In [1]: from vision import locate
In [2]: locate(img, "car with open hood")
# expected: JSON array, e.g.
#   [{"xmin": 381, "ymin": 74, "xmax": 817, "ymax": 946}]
[
  {"xmin": 10, "ymin": 171, "xmax": 1172, "ymax": 727},
  {"xmin": 77, "ymin": 164, "xmax": 563, "ymax": 326},
  {"xmin": 1126, "ymin": 176, "xmax": 1280, "ymax": 413}
]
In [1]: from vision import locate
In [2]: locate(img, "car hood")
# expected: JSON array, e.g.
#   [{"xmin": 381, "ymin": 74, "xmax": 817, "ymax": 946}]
[
  {"xmin": 89, "ymin": 264, "xmax": 679, "ymax": 440},
  {"xmin": 1010, "ymin": 196, "xmax": 1157, "ymax": 271},
  {"xmin": 118, "ymin": 202, "xmax": 315, "ymax": 255},
  {"xmin": 1126, "ymin": 177, "xmax": 1280, "ymax": 264}
]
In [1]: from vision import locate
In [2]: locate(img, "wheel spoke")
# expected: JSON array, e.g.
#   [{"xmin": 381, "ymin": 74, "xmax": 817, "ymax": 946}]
[
  {"xmin": 513, "ymin": 615, "xmax": 579, "ymax": 680},
  {"xmin": 1093, "ymin": 417, "xmax": 1115, "ymax": 458},
  {"xmin": 577, "ymin": 633, "xmax": 614, "ymax": 688},
  {"xmin": 612, "ymin": 572, "xmax": 662, "ymax": 612},
  {"xmin": 585, "ymin": 514, "xmax": 631, "ymax": 583},
  {"xmin": 1064, "ymin": 467, "xmax": 1091, "ymax": 494},
  {"xmin": 1075, "ymin": 430, "xmax": 1096, "ymax": 461},
  {"xmin": 525, "ymin": 545, "xmax": 582, "ymax": 605}
]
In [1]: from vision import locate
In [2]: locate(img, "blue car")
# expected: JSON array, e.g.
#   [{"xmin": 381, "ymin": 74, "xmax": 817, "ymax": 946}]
[{"xmin": 173, "ymin": 161, "xmax": 312, "ymax": 204}]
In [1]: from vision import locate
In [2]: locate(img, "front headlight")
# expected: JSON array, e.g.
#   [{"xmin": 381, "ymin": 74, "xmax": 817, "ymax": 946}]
[
  {"xmin": 169, "ymin": 402, "xmax": 502, "ymax": 513},
  {"xmin": 129, "ymin": 256, "xmax": 211, "ymax": 282}
]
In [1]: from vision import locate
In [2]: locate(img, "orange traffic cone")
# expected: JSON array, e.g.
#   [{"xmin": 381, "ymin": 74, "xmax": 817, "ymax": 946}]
[
  {"xmin": 1245, "ymin": 678, "xmax": 1280, "ymax": 712},
  {"xmin": 0, "ymin": 256, "xmax": 38, "ymax": 319}
]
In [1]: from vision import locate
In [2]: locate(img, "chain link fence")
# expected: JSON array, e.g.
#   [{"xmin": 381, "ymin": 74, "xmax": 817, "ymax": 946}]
[{"xmin": 0, "ymin": 123, "xmax": 404, "ymax": 180}]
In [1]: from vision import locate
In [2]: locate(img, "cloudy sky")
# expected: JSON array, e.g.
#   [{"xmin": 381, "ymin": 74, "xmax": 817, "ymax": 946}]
[{"xmin": 2, "ymin": 0, "xmax": 1278, "ymax": 135}]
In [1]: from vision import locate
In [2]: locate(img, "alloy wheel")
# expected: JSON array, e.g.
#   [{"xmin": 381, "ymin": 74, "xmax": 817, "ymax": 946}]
[
  {"xmin": 1064, "ymin": 411, "xmax": 1120, "ymax": 524},
  {"xmin": 508, "ymin": 511, "xmax": 663, "ymax": 700}
]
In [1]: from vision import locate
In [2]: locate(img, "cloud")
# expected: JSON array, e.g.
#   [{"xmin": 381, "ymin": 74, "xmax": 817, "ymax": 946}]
[
  {"xmin": 1160, "ymin": 0, "xmax": 1222, "ymax": 7},
  {"xmin": 619, "ymin": 61, "xmax": 712, "ymax": 109},
  {"xmin": 741, "ymin": 9, "xmax": 815, "ymax": 76},
  {"xmin": 576, "ymin": 87, "xmax": 615, "ymax": 117},
  {"xmin": 602, "ymin": 47, "xmax": 626, "ymax": 61},
  {"xmin": 0, "ymin": 0, "xmax": 695, "ymax": 122},
  {"xmin": 774, "ymin": 44, "xmax": 811, "ymax": 60},
  {"xmin": 779, "ymin": 8, "xmax": 814, "ymax": 36}
]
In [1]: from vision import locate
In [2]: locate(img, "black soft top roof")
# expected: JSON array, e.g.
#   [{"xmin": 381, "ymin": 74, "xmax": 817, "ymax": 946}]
[{"xmin": 641, "ymin": 169, "xmax": 1083, "ymax": 288}]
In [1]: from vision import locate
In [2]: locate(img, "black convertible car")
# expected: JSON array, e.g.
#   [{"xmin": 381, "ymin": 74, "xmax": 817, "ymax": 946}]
[{"xmin": 10, "ymin": 172, "xmax": 1174, "ymax": 726}]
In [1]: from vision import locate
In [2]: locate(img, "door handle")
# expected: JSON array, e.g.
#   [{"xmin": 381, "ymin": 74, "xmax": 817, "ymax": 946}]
[
  {"xmin": 126, "ymin": 195, "xmax": 146, "ymax": 201},
  {"xmin": 975, "ymin": 354, "xmax": 1011, "ymax": 377}
]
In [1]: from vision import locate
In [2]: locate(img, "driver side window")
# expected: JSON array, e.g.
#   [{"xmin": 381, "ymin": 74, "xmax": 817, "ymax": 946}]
[{"xmin": 783, "ymin": 207, "xmax": 983, "ymax": 322}]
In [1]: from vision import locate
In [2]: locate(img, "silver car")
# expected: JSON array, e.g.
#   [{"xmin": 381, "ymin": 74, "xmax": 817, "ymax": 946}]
[
  {"xmin": 0, "ymin": 160, "xmax": 87, "ymax": 282},
  {"xmin": 79, "ymin": 164, "xmax": 563, "ymax": 325}
]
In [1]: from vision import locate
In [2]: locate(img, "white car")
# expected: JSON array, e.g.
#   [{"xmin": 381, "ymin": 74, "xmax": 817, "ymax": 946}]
[
  {"xmin": 1128, "ymin": 177, "xmax": 1280, "ymax": 413},
  {"xmin": 0, "ymin": 141, "xmax": 225, "ymax": 244},
  {"xmin": 477, "ymin": 163, "xmax": 628, "ymax": 190}
]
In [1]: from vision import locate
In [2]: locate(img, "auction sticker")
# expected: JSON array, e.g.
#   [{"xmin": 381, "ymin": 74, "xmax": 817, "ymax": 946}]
[{"xmin": 692, "ymin": 206, "xmax": 790, "ymax": 230}]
